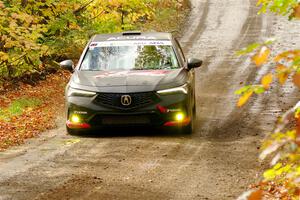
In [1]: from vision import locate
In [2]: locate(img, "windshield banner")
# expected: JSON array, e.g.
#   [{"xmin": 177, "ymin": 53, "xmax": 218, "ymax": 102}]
[{"xmin": 89, "ymin": 40, "xmax": 172, "ymax": 48}]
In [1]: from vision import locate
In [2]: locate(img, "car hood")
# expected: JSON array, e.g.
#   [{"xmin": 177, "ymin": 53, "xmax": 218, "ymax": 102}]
[{"xmin": 69, "ymin": 69, "xmax": 187, "ymax": 93}]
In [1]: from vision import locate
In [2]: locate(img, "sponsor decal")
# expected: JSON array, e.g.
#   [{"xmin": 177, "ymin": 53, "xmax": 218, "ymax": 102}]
[
  {"xmin": 107, "ymin": 36, "xmax": 157, "ymax": 41},
  {"xmin": 93, "ymin": 70, "xmax": 171, "ymax": 78},
  {"xmin": 89, "ymin": 40, "xmax": 172, "ymax": 49},
  {"xmin": 89, "ymin": 43, "xmax": 97, "ymax": 47},
  {"xmin": 74, "ymin": 111, "xmax": 88, "ymax": 114}
]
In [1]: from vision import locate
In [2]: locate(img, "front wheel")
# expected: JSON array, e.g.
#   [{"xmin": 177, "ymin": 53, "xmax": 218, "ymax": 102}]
[
  {"xmin": 66, "ymin": 126, "xmax": 80, "ymax": 135},
  {"xmin": 180, "ymin": 122, "xmax": 193, "ymax": 135}
]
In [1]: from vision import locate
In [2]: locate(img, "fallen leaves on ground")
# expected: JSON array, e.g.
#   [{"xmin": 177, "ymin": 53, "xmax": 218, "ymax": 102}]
[
  {"xmin": 248, "ymin": 190, "xmax": 263, "ymax": 200},
  {"xmin": 0, "ymin": 70, "xmax": 71, "ymax": 151},
  {"xmin": 243, "ymin": 181, "xmax": 295, "ymax": 200}
]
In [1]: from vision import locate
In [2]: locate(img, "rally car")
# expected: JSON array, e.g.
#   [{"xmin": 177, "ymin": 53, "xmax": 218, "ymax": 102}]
[{"xmin": 60, "ymin": 31, "xmax": 202, "ymax": 134}]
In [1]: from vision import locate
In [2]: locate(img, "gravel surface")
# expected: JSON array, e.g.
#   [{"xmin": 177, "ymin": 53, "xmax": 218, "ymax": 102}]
[{"xmin": 0, "ymin": 0, "xmax": 300, "ymax": 199}]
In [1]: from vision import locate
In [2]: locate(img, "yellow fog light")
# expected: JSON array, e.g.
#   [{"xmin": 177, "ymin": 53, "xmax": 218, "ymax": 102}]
[
  {"xmin": 175, "ymin": 113, "xmax": 184, "ymax": 121},
  {"xmin": 71, "ymin": 115, "xmax": 80, "ymax": 123}
]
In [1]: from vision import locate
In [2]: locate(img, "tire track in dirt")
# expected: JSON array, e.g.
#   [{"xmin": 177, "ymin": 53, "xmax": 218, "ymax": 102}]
[
  {"xmin": 181, "ymin": 0, "xmax": 210, "ymax": 53},
  {"xmin": 196, "ymin": 2, "xmax": 266, "ymax": 139}
]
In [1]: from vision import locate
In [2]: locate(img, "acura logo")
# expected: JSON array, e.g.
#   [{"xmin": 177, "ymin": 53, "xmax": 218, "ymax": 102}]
[{"xmin": 121, "ymin": 95, "xmax": 132, "ymax": 106}]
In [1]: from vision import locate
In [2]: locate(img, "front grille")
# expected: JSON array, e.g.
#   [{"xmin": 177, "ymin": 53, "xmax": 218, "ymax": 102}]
[{"xmin": 94, "ymin": 92, "xmax": 159, "ymax": 110}]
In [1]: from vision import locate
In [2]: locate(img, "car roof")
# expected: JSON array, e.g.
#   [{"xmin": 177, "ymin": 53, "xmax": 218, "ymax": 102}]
[{"xmin": 92, "ymin": 31, "xmax": 173, "ymax": 42}]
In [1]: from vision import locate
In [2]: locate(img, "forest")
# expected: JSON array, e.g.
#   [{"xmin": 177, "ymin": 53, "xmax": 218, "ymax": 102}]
[{"xmin": 0, "ymin": 0, "xmax": 186, "ymax": 89}]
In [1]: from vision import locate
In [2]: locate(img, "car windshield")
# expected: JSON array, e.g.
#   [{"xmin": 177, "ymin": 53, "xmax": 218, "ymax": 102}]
[{"xmin": 80, "ymin": 40, "xmax": 179, "ymax": 71}]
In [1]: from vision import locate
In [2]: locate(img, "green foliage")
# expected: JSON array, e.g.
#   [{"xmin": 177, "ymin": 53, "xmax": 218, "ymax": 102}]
[
  {"xmin": 236, "ymin": 39, "xmax": 275, "ymax": 56},
  {"xmin": 0, "ymin": 0, "xmax": 185, "ymax": 85},
  {"xmin": 235, "ymin": 85, "xmax": 266, "ymax": 95},
  {"xmin": 236, "ymin": 43, "xmax": 262, "ymax": 56},
  {"xmin": 257, "ymin": 0, "xmax": 299, "ymax": 18}
]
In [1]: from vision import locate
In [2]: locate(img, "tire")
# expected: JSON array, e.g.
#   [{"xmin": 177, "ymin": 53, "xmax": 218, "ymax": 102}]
[
  {"xmin": 181, "ymin": 122, "xmax": 193, "ymax": 135},
  {"xmin": 66, "ymin": 126, "xmax": 79, "ymax": 135}
]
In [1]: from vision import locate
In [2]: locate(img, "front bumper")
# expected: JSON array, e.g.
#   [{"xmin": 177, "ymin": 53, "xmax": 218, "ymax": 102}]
[{"xmin": 66, "ymin": 92, "xmax": 191, "ymax": 130}]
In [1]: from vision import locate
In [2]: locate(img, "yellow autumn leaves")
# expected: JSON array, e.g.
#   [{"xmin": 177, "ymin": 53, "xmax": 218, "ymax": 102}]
[
  {"xmin": 252, "ymin": 46, "xmax": 271, "ymax": 67},
  {"xmin": 236, "ymin": 45, "xmax": 300, "ymax": 107},
  {"xmin": 237, "ymin": 72, "xmax": 273, "ymax": 107},
  {"xmin": 236, "ymin": 45, "xmax": 272, "ymax": 107},
  {"xmin": 237, "ymin": 91, "xmax": 254, "ymax": 107},
  {"xmin": 276, "ymin": 64, "xmax": 290, "ymax": 85},
  {"xmin": 261, "ymin": 73, "xmax": 273, "ymax": 90}
]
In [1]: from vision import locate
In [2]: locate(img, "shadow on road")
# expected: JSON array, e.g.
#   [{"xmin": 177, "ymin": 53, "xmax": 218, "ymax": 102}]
[{"xmin": 70, "ymin": 127, "xmax": 191, "ymax": 139}]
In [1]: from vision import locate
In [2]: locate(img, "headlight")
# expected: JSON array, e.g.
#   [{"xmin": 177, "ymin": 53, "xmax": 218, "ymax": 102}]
[
  {"xmin": 67, "ymin": 87, "xmax": 96, "ymax": 97},
  {"xmin": 157, "ymin": 84, "xmax": 189, "ymax": 95}
]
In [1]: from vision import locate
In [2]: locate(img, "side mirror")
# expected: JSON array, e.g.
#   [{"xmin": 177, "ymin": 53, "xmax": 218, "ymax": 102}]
[
  {"xmin": 187, "ymin": 58, "xmax": 202, "ymax": 70},
  {"xmin": 60, "ymin": 60, "xmax": 75, "ymax": 71}
]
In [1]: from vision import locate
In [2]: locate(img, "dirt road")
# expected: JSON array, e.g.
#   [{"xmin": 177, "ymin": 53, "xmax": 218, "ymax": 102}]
[{"xmin": 1, "ymin": 0, "xmax": 299, "ymax": 199}]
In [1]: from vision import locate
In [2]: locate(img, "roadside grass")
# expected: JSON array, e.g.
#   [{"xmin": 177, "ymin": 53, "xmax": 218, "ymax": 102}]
[{"xmin": 0, "ymin": 98, "xmax": 42, "ymax": 121}]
